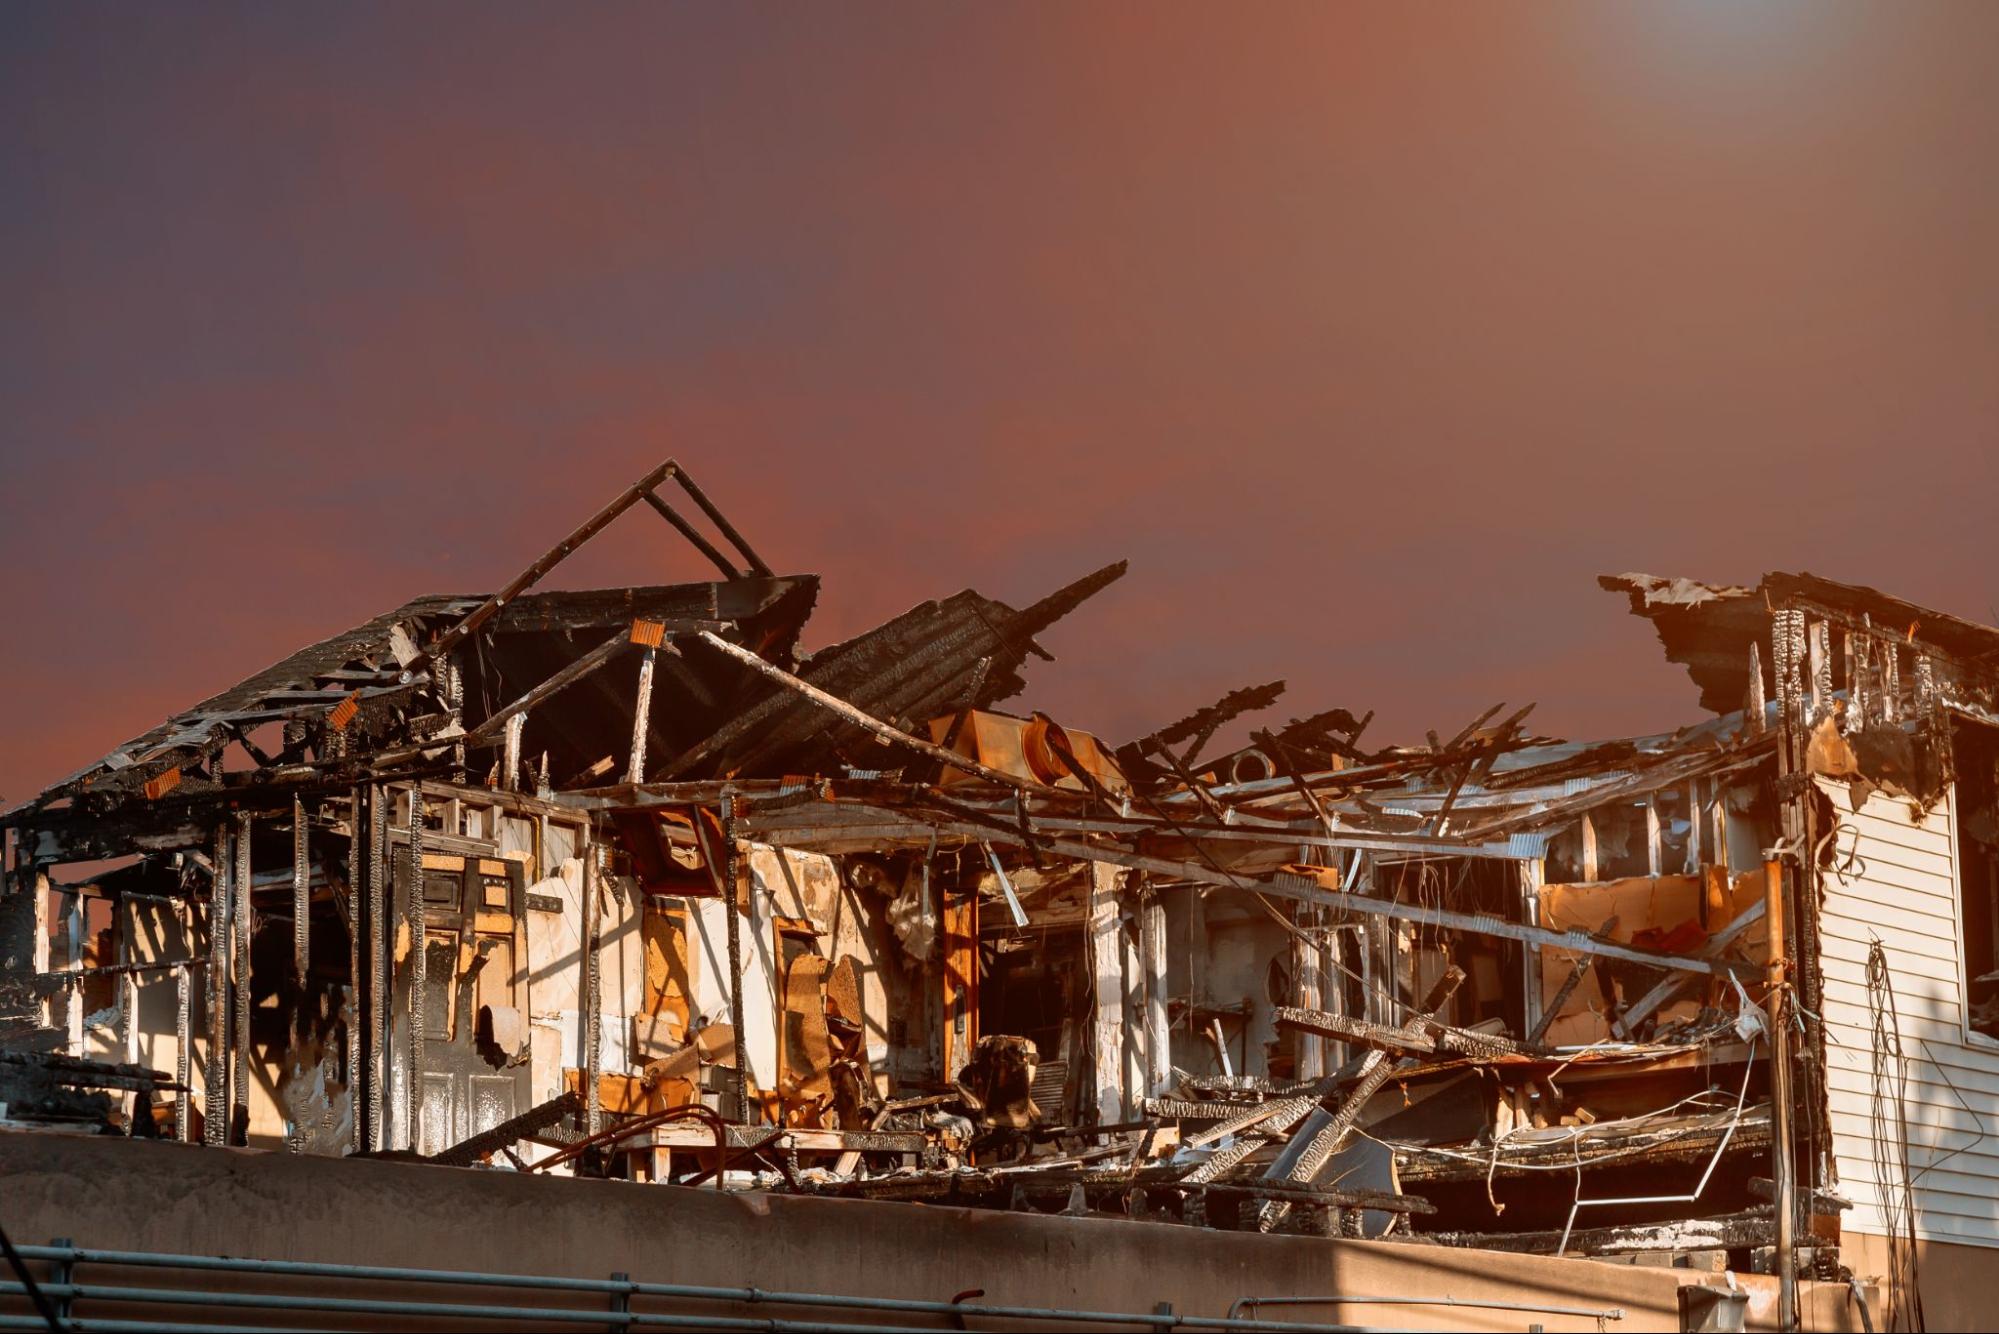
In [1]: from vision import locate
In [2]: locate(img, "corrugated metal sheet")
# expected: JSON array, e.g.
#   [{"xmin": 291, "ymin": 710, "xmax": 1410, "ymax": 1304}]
[{"xmin": 1818, "ymin": 780, "xmax": 1999, "ymax": 1250}]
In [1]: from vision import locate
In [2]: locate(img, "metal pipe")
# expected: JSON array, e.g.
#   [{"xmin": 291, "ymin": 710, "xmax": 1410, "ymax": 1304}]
[
  {"xmin": 0, "ymin": 1281, "xmax": 926, "ymax": 1333},
  {"xmin": 0, "ymin": 1317, "xmax": 305, "ymax": 1334},
  {"xmin": 1767, "ymin": 857, "xmax": 1798, "ymax": 1332},
  {"xmin": 1229, "ymin": 1294, "xmax": 1625, "ymax": 1321},
  {"xmin": 2, "ymin": 1245, "xmax": 1375, "ymax": 1332}
]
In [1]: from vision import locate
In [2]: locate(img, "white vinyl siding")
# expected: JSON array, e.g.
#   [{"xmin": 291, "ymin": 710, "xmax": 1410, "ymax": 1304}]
[{"xmin": 1819, "ymin": 780, "xmax": 1999, "ymax": 1246}]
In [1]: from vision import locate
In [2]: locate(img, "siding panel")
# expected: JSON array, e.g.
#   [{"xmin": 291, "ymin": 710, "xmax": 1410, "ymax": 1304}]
[{"xmin": 1816, "ymin": 781, "xmax": 1999, "ymax": 1247}]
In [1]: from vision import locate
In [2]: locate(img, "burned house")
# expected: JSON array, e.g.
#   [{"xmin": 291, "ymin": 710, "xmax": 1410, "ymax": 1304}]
[{"xmin": 5, "ymin": 459, "xmax": 1995, "ymax": 1330}]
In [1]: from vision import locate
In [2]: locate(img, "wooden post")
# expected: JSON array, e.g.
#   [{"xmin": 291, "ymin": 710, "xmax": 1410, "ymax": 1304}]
[
  {"xmin": 1686, "ymin": 779, "xmax": 1704, "ymax": 873},
  {"xmin": 1746, "ymin": 639, "xmax": 1767, "ymax": 732},
  {"xmin": 1291, "ymin": 911, "xmax": 1325, "ymax": 1083},
  {"xmin": 1141, "ymin": 885, "xmax": 1171, "ymax": 1099},
  {"xmin": 204, "ymin": 824, "xmax": 230, "ymax": 1146},
  {"xmin": 1580, "ymin": 812, "xmax": 1599, "ymax": 883},
  {"xmin": 175, "ymin": 962, "xmax": 193, "ymax": 1143},
  {"xmin": 346, "ymin": 786, "xmax": 363, "ymax": 1154},
  {"xmin": 501, "ymin": 713, "xmax": 525, "ymax": 792},
  {"xmin": 406, "ymin": 789, "xmax": 426, "ymax": 1151},
  {"xmin": 626, "ymin": 639, "xmax": 660, "ymax": 784},
  {"xmin": 64, "ymin": 890, "xmax": 83, "ymax": 1056},
  {"xmin": 1710, "ymin": 777, "xmax": 1727, "ymax": 871},
  {"xmin": 720, "ymin": 808, "xmax": 751, "ymax": 1126},
  {"xmin": 1518, "ymin": 857, "xmax": 1545, "ymax": 1039},
  {"xmin": 292, "ymin": 795, "xmax": 310, "ymax": 985},
  {"xmin": 367, "ymin": 785, "xmax": 388, "ymax": 1152},
  {"xmin": 30, "ymin": 863, "xmax": 51, "ymax": 1013},
  {"xmin": 583, "ymin": 835, "xmax": 603, "ymax": 1136},
  {"xmin": 1088, "ymin": 862, "xmax": 1125, "ymax": 1126},
  {"xmin": 120, "ymin": 971, "xmax": 138, "ymax": 1065},
  {"xmin": 1120, "ymin": 906, "xmax": 1145, "ymax": 1111},
  {"xmin": 1767, "ymin": 858, "xmax": 1797, "ymax": 1332},
  {"xmin": 232, "ymin": 811, "xmax": 252, "ymax": 1145},
  {"xmin": 64, "ymin": 973, "xmax": 82, "ymax": 1058}
]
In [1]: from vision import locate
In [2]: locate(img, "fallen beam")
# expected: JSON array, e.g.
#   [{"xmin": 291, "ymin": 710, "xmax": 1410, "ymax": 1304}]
[
  {"xmin": 1253, "ymin": 967, "xmax": 1465, "ymax": 1232},
  {"xmin": 459, "ymin": 631, "xmax": 640, "ymax": 748},
  {"xmin": 428, "ymin": 1091, "xmax": 583, "ymax": 1168},
  {"xmin": 748, "ymin": 801, "xmax": 1750, "ymax": 981},
  {"xmin": 690, "ymin": 630, "xmax": 1053, "ymax": 791},
  {"xmin": 1611, "ymin": 896, "xmax": 1768, "ymax": 1038},
  {"xmin": 1419, "ymin": 1207, "xmax": 1774, "ymax": 1256}
]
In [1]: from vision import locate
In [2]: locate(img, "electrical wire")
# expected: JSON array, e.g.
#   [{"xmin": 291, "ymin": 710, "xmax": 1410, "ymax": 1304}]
[{"xmin": 1866, "ymin": 939, "xmax": 1925, "ymax": 1333}]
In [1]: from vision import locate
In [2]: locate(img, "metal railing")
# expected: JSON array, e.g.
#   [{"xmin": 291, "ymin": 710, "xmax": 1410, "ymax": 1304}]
[
  {"xmin": 1229, "ymin": 1294, "xmax": 1627, "ymax": 1327},
  {"xmin": 1, "ymin": 1241, "xmax": 1376, "ymax": 1333}
]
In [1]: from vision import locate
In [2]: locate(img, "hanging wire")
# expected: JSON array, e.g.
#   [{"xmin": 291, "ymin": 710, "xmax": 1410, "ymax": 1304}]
[{"xmin": 1866, "ymin": 938, "xmax": 1925, "ymax": 1333}]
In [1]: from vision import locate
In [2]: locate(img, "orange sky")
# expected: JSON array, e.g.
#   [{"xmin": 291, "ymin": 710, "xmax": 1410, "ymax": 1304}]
[{"xmin": 3, "ymin": 3, "xmax": 1996, "ymax": 804}]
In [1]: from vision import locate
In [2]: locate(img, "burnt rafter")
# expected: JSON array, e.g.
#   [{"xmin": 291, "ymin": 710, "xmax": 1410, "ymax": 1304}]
[
  {"xmin": 655, "ymin": 560, "xmax": 1127, "ymax": 781},
  {"xmin": 1113, "ymin": 679, "xmax": 1288, "ymax": 780}
]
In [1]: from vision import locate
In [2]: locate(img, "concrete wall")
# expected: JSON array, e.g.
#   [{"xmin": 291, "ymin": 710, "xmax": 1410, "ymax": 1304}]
[
  {"xmin": 0, "ymin": 1133, "xmax": 1867, "ymax": 1332},
  {"xmin": 1843, "ymin": 1227, "xmax": 1992, "ymax": 1332}
]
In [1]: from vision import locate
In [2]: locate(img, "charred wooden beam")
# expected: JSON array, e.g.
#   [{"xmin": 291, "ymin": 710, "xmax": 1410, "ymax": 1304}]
[
  {"xmin": 1197, "ymin": 1180, "xmax": 1435, "ymax": 1216},
  {"xmin": 428, "ymin": 1091, "xmax": 584, "ymax": 1167},
  {"xmin": 1252, "ymin": 967, "xmax": 1464, "ymax": 1232},
  {"xmin": 1396, "ymin": 1107, "xmax": 1769, "ymax": 1183},
  {"xmin": 291, "ymin": 795, "xmax": 309, "ymax": 985},
  {"xmin": 230, "ymin": 811, "xmax": 252, "ymax": 1145},
  {"xmin": 401, "ymin": 457, "xmax": 682, "ymax": 682},
  {"xmin": 1526, "ymin": 935, "xmax": 1606, "ymax": 1046},
  {"xmin": 641, "ymin": 489, "xmax": 741, "ymax": 578},
  {"xmin": 1611, "ymin": 895, "xmax": 1768, "ymax": 1039},
  {"xmin": 203, "ymin": 824, "xmax": 229, "ymax": 1147},
  {"xmin": 1182, "ymin": 1095, "xmax": 1316, "ymax": 1150},
  {"xmin": 458, "ymin": 631, "xmax": 642, "ymax": 749},
  {"xmin": 1419, "ymin": 1207, "xmax": 1774, "ymax": 1256},
  {"xmin": 1141, "ymin": 1098, "xmax": 1271, "ymax": 1120},
  {"xmin": 668, "ymin": 464, "xmax": 773, "ymax": 577},
  {"xmin": 1115, "ymin": 679, "xmax": 1287, "ymax": 775},
  {"xmin": 690, "ymin": 629, "xmax": 1052, "ymax": 791}
]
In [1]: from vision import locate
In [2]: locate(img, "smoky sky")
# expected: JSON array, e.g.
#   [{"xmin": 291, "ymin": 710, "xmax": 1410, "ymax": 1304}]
[{"xmin": 3, "ymin": 3, "xmax": 1996, "ymax": 805}]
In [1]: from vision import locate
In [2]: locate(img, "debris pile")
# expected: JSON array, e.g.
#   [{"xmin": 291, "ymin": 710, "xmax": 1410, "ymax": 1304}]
[{"xmin": 6, "ymin": 459, "xmax": 1998, "ymax": 1303}]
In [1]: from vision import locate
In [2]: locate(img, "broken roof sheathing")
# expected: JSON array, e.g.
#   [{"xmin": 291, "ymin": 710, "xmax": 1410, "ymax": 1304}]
[{"xmin": 1602, "ymin": 568, "xmax": 1999, "ymax": 720}]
